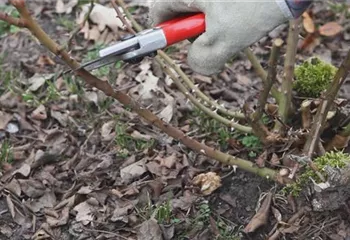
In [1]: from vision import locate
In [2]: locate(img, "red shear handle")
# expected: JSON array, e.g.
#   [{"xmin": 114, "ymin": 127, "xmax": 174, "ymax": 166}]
[{"xmin": 157, "ymin": 13, "xmax": 206, "ymax": 46}]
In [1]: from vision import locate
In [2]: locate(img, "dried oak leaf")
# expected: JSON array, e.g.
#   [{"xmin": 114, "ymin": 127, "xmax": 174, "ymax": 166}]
[
  {"xmin": 73, "ymin": 200, "xmax": 94, "ymax": 225},
  {"xmin": 120, "ymin": 159, "xmax": 147, "ymax": 183}
]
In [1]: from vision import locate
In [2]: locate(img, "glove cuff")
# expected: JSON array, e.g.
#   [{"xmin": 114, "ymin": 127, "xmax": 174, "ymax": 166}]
[{"xmin": 276, "ymin": 0, "xmax": 294, "ymax": 19}]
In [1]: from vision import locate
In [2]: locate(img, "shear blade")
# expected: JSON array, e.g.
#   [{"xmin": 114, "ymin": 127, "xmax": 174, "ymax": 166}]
[{"xmin": 66, "ymin": 40, "xmax": 139, "ymax": 73}]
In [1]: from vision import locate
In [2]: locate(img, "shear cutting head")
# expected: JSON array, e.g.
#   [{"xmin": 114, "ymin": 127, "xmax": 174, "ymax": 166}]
[{"xmin": 70, "ymin": 27, "xmax": 167, "ymax": 72}]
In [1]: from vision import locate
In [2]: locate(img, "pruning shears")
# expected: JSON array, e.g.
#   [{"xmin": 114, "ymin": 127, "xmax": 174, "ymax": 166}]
[{"xmin": 74, "ymin": 13, "xmax": 205, "ymax": 72}]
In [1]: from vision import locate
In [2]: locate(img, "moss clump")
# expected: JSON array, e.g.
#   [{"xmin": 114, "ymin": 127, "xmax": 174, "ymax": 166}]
[
  {"xmin": 293, "ymin": 57, "xmax": 337, "ymax": 98},
  {"xmin": 282, "ymin": 151, "xmax": 350, "ymax": 196}
]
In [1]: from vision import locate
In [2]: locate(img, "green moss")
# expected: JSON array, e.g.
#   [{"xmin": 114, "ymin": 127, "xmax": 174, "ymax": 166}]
[
  {"xmin": 293, "ymin": 57, "xmax": 337, "ymax": 98},
  {"xmin": 282, "ymin": 151, "xmax": 350, "ymax": 196}
]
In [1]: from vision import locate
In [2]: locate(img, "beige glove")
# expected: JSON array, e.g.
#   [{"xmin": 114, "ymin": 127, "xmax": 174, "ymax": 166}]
[{"xmin": 149, "ymin": 0, "xmax": 293, "ymax": 75}]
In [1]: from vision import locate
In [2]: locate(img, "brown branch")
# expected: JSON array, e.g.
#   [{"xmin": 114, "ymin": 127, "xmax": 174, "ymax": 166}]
[
  {"xmin": 4, "ymin": 0, "xmax": 281, "ymax": 181},
  {"xmin": 274, "ymin": 18, "xmax": 301, "ymax": 133},
  {"xmin": 247, "ymin": 39, "xmax": 283, "ymax": 143},
  {"xmin": 0, "ymin": 11, "xmax": 26, "ymax": 27},
  {"xmin": 244, "ymin": 48, "xmax": 281, "ymax": 103},
  {"xmin": 111, "ymin": 0, "xmax": 136, "ymax": 35},
  {"xmin": 304, "ymin": 49, "xmax": 350, "ymax": 157},
  {"xmin": 253, "ymin": 38, "xmax": 283, "ymax": 122}
]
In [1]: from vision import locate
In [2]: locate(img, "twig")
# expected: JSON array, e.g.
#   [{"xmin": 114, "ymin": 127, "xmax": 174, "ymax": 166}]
[
  {"xmin": 158, "ymin": 56, "xmax": 252, "ymax": 133},
  {"xmin": 116, "ymin": 0, "xmax": 245, "ymax": 120},
  {"xmin": 253, "ymin": 39, "xmax": 283, "ymax": 122},
  {"xmin": 244, "ymin": 48, "xmax": 281, "ymax": 103},
  {"xmin": 275, "ymin": 18, "xmax": 301, "ymax": 133},
  {"xmin": 248, "ymin": 39, "xmax": 283, "ymax": 143},
  {"xmin": 304, "ymin": 49, "xmax": 350, "ymax": 157},
  {"xmin": 111, "ymin": 0, "xmax": 136, "ymax": 35},
  {"xmin": 2, "ymin": 0, "xmax": 281, "ymax": 181},
  {"xmin": 0, "ymin": 11, "xmax": 26, "ymax": 27},
  {"xmin": 158, "ymin": 51, "xmax": 245, "ymax": 119},
  {"xmin": 66, "ymin": 0, "xmax": 95, "ymax": 50}
]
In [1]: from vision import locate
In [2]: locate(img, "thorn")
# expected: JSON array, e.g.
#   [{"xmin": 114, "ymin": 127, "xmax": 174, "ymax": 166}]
[
  {"xmin": 200, "ymin": 149, "xmax": 206, "ymax": 155},
  {"xmin": 232, "ymin": 165, "xmax": 238, "ymax": 173}
]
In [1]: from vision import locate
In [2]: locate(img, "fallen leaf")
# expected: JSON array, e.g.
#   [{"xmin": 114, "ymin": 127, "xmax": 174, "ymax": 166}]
[
  {"xmin": 12, "ymin": 163, "xmax": 31, "ymax": 177},
  {"xmin": 31, "ymin": 105, "xmax": 47, "ymax": 120},
  {"xmin": 18, "ymin": 179, "xmax": 46, "ymax": 198},
  {"xmin": 50, "ymin": 110, "xmax": 68, "ymax": 127},
  {"xmin": 137, "ymin": 218, "xmax": 163, "ymax": 240},
  {"xmin": 46, "ymin": 207, "xmax": 70, "ymax": 227},
  {"xmin": 25, "ymin": 191, "xmax": 56, "ymax": 213},
  {"xmin": 0, "ymin": 111, "xmax": 12, "ymax": 130},
  {"xmin": 120, "ymin": 160, "xmax": 147, "ymax": 183},
  {"xmin": 192, "ymin": 172, "xmax": 222, "ymax": 195},
  {"xmin": 171, "ymin": 193, "xmax": 197, "ymax": 211},
  {"xmin": 244, "ymin": 192, "xmax": 272, "ymax": 233},
  {"xmin": 78, "ymin": 3, "xmax": 128, "ymax": 33},
  {"xmin": 73, "ymin": 201, "xmax": 94, "ymax": 225},
  {"xmin": 111, "ymin": 203, "xmax": 134, "ymax": 222},
  {"xmin": 56, "ymin": 0, "xmax": 78, "ymax": 14},
  {"xmin": 5, "ymin": 122, "xmax": 19, "ymax": 134},
  {"xmin": 319, "ymin": 22, "xmax": 343, "ymax": 37},
  {"xmin": 302, "ymin": 12, "xmax": 315, "ymax": 33},
  {"xmin": 256, "ymin": 150, "xmax": 267, "ymax": 168},
  {"xmin": 158, "ymin": 153, "xmax": 177, "ymax": 169},
  {"xmin": 158, "ymin": 103, "xmax": 174, "ymax": 123},
  {"xmin": 270, "ymin": 153, "xmax": 280, "ymax": 166},
  {"xmin": 271, "ymin": 207, "xmax": 282, "ymax": 223},
  {"xmin": 5, "ymin": 179, "xmax": 21, "ymax": 196},
  {"xmin": 27, "ymin": 73, "xmax": 54, "ymax": 92}
]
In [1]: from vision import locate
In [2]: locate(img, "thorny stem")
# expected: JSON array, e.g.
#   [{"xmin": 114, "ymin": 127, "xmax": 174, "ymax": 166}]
[
  {"xmin": 243, "ymin": 48, "xmax": 281, "ymax": 103},
  {"xmin": 115, "ymin": 0, "xmax": 245, "ymax": 120},
  {"xmin": 249, "ymin": 39, "xmax": 283, "ymax": 143},
  {"xmin": 253, "ymin": 39, "xmax": 283, "ymax": 123},
  {"xmin": 274, "ymin": 18, "xmax": 301, "ymax": 133},
  {"xmin": 2, "ymin": 0, "xmax": 281, "ymax": 181},
  {"xmin": 304, "ymin": 49, "xmax": 350, "ymax": 157},
  {"xmin": 158, "ymin": 56, "xmax": 252, "ymax": 133},
  {"xmin": 111, "ymin": 0, "xmax": 136, "ymax": 35}
]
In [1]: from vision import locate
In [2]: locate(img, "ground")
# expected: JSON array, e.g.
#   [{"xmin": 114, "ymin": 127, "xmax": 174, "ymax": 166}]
[{"xmin": 0, "ymin": 0, "xmax": 350, "ymax": 240}]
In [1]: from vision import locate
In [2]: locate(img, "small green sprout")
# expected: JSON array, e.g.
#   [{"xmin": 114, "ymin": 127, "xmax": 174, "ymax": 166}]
[{"xmin": 293, "ymin": 57, "xmax": 337, "ymax": 98}]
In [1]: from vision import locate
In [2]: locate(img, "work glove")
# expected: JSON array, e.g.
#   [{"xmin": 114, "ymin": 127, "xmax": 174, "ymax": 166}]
[{"xmin": 149, "ymin": 0, "xmax": 295, "ymax": 75}]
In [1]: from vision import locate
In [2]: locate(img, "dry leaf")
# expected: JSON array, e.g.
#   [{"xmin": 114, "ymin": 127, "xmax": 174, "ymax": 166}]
[
  {"xmin": 12, "ymin": 163, "xmax": 31, "ymax": 177},
  {"xmin": 18, "ymin": 179, "xmax": 46, "ymax": 198},
  {"xmin": 56, "ymin": 0, "xmax": 78, "ymax": 14},
  {"xmin": 302, "ymin": 12, "xmax": 315, "ymax": 33},
  {"xmin": 270, "ymin": 153, "xmax": 280, "ymax": 166},
  {"xmin": 192, "ymin": 172, "xmax": 222, "ymax": 195},
  {"xmin": 31, "ymin": 105, "xmax": 47, "ymax": 120},
  {"xmin": 120, "ymin": 160, "xmax": 147, "ymax": 183},
  {"xmin": 256, "ymin": 150, "xmax": 267, "ymax": 168},
  {"xmin": 244, "ymin": 192, "xmax": 272, "ymax": 233},
  {"xmin": 27, "ymin": 73, "xmax": 54, "ymax": 92},
  {"xmin": 50, "ymin": 110, "xmax": 68, "ymax": 127},
  {"xmin": 0, "ymin": 111, "xmax": 12, "ymax": 130},
  {"xmin": 137, "ymin": 218, "xmax": 163, "ymax": 240},
  {"xmin": 319, "ymin": 22, "xmax": 343, "ymax": 37},
  {"xmin": 78, "ymin": 3, "xmax": 128, "ymax": 33},
  {"xmin": 73, "ymin": 201, "xmax": 94, "ymax": 225}
]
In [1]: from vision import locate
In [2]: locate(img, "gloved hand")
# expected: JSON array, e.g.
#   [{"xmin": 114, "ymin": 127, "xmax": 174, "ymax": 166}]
[{"xmin": 149, "ymin": 0, "xmax": 293, "ymax": 75}]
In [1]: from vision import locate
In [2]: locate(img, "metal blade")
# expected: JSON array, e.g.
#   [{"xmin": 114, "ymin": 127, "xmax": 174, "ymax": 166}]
[{"xmin": 65, "ymin": 41, "xmax": 139, "ymax": 73}]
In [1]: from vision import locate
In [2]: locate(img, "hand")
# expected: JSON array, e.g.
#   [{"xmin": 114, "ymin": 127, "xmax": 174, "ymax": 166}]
[{"xmin": 149, "ymin": 0, "xmax": 291, "ymax": 75}]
